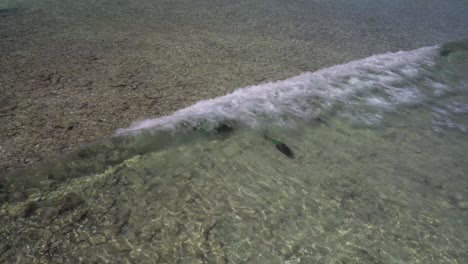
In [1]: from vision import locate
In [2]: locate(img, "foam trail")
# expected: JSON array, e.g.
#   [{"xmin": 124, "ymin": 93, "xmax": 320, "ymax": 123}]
[{"xmin": 117, "ymin": 46, "xmax": 440, "ymax": 134}]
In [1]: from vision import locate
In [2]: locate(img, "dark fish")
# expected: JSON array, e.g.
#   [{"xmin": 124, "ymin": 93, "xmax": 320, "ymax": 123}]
[
  {"xmin": 264, "ymin": 135, "xmax": 295, "ymax": 158},
  {"xmin": 214, "ymin": 123, "xmax": 233, "ymax": 134},
  {"xmin": 439, "ymin": 41, "xmax": 468, "ymax": 57},
  {"xmin": 191, "ymin": 122, "xmax": 234, "ymax": 134},
  {"xmin": 316, "ymin": 116, "xmax": 327, "ymax": 125},
  {"xmin": 275, "ymin": 143, "xmax": 294, "ymax": 158}
]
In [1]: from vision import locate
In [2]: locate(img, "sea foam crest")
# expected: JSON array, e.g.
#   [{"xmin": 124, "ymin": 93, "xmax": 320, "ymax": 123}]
[{"xmin": 117, "ymin": 46, "xmax": 439, "ymax": 134}]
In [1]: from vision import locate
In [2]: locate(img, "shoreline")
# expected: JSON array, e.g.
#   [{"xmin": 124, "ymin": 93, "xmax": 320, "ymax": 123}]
[{"xmin": 1, "ymin": 0, "xmax": 467, "ymax": 174}]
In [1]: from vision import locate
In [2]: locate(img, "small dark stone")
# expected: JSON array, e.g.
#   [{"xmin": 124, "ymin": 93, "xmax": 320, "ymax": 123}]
[
  {"xmin": 9, "ymin": 191, "xmax": 27, "ymax": 202},
  {"xmin": 88, "ymin": 234, "xmax": 107, "ymax": 245},
  {"xmin": 457, "ymin": 201, "xmax": 468, "ymax": 210}
]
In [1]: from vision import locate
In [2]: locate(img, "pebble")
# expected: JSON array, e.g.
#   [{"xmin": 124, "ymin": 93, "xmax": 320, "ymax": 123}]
[
  {"xmin": 0, "ymin": 194, "xmax": 6, "ymax": 203},
  {"xmin": 10, "ymin": 191, "xmax": 27, "ymax": 202},
  {"xmin": 457, "ymin": 201, "xmax": 468, "ymax": 210},
  {"xmin": 452, "ymin": 193, "xmax": 463, "ymax": 201},
  {"xmin": 379, "ymin": 193, "xmax": 388, "ymax": 200},
  {"xmin": 51, "ymin": 225, "xmax": 60, "ymax": 232},
  {"xmin": 25, "ymin": 188, "xmax": 42, "ymax": 201},
  {"xmin": 88, "ymin": 234, "xmax": 108, "ymax": 245}
]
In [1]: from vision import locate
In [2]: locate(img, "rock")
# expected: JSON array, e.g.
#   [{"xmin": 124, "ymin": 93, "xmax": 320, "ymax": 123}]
[
  {"xmin": 300, "ymin": 256, "xmax": 316, "ymax": 263},
  {"xmin": 37, "ymin": 207, "xmax": 60, "ymax": 226},
  {"xmin": 9, "ymin": 191, "xmax": 27, "ymax": 202},
  {"xmin": 279, "ymin": 245, "xmax": 294, "ymax": 258},
  {"xmin": 457, "ymin": 201, "xmax": 468, "ymax": 210},
  {"xmin": 356, "ymin": 248, "xmax": 377, "ymax": 262},
  {"xmin": 0, "ymin": 193, "xmax": 6, "ymax": 203},
  {"xmin": 25, "ymin": 188, "xmax": 42, "ymax": 201},
  {"xmin": 51, "ymin": 225, "xmax": 60, "ymax": 232},
  {"xmin": 59, "ymin": 209, "xmax": 88, "ymax": 227},
  {"xmin": 452, "ymin": 193, "xmax": 464, "ymax": 201},
  {"xmin": 41, "ymin": 230, "xmax": 53, "ymax": 240},
  {"xmin": 112, "ymin": 208, "xmax": 131, "ymax": 235},
  {"xmin": 379, "ymin": 193, "xmax": 388, "ymax": 200},
  {"xmin": 110, "ymin": 238, "xmax": 133, "ymax": 252},
  {"xmin": 55, "ymin": 193, "xmax": 84, "ymax": 213},
  {"xmin": 35, "ymin": 240, "xmax": 51, "ymax": 255},
  {"xmin": 88, "ymin": 234, "xmax": 107, "ymax": 245}
]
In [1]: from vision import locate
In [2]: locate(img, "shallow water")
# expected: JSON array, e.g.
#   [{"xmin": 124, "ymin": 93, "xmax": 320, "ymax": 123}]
[
  {"xmin": 2, "ymin": 0, "xmax": 468, "ymax": 174},
  {"xmin": 1, "ymin": 42, "xmax": 468, "ymax": 263}
]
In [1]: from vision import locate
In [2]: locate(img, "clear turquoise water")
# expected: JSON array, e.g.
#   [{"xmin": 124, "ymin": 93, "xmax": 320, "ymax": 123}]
[
  {"xmin": 2, "ymin": 42, "xmax": 468, "ymax": 263},
  {"xmin": 2, "ymin": 0, "xmax": 468, "ymax": 262}
]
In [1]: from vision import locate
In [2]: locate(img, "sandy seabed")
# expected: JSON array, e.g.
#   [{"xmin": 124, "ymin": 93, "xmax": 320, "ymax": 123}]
[
  {"xmin": 1, "ymin": 0, "xmax": 468, "ymax": 173},
  {"xmin": 1, "ymin": 1, "xmax": 468, "ymax": 263}
]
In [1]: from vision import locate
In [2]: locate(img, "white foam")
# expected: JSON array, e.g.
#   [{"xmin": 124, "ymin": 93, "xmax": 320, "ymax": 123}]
[{"xmin": 117, "ymin": 46, "xmax": 440, "ymax": 134}]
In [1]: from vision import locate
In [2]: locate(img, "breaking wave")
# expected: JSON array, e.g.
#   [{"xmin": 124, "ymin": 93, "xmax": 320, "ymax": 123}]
[{"xmin": 117, "ymin": 42, "xmax": 468, "ymax": 135}]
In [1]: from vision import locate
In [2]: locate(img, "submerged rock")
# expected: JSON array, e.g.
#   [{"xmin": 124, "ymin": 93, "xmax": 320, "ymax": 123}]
[
  {"xmin": 9, "ymin": 191, "xmax": 27, "ymax": 202},
  {"xmin": 88, "ymin": 234, "xmax": 107, "ymax": 245},
  {"xmin": 457, "ymin": 201, "xmax": 468, "ymax": 210}
]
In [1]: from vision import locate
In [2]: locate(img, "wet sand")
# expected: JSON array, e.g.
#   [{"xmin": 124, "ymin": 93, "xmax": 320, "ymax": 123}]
[{"xmin": 1, "ymin": 0, "xmax": 468, "ymax": 173}]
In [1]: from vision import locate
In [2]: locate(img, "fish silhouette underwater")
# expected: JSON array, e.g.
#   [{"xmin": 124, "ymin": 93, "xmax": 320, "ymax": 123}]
[{"xmin": 264, "ymin": 135, "xmax": 295, "ymax": 158}]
